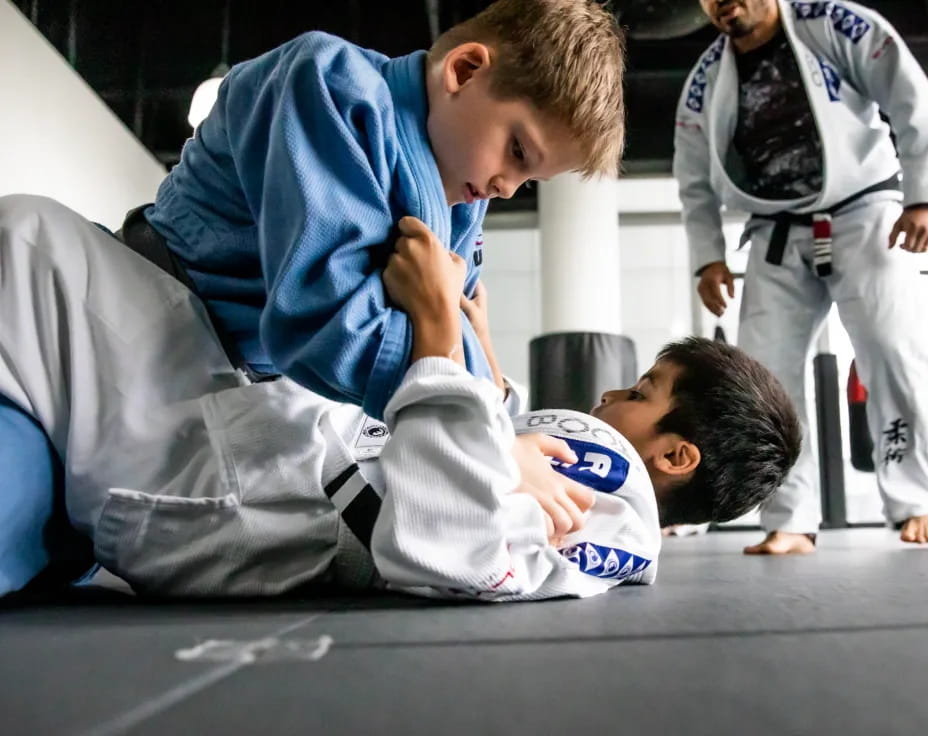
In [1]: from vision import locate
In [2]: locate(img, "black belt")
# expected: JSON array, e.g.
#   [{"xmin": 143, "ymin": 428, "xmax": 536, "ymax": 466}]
[
  {"xmin": 756, "ymin": 173, "xmax": 901, "ymax": 277},
  {"xmin": 115, "ymin": 205, "xmax": 251, "ymax": 374}
]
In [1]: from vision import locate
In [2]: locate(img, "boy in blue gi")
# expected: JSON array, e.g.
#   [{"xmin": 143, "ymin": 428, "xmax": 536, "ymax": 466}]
[
  {"xmin": 0, "ymin": 0, "xmax": 627, "ymax": 596},
  {"xmin": 143, "ymin": 0, "xmax": 626, "ymax": 418}
]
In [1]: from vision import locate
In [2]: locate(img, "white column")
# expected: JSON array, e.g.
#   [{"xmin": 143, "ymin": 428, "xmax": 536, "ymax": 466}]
[{"xmin": 538, "ymin": 172, "xmax": 621, "ymax": 333}]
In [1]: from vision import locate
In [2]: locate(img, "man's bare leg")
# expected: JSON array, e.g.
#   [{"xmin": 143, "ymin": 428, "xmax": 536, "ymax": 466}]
[
  {"xmin": 899, "ymin": 515, "xmax": 928, "ymax": 544},
  {"xmin": 743, "ymin": 531, "xmax": 816, "ymax": 555}
]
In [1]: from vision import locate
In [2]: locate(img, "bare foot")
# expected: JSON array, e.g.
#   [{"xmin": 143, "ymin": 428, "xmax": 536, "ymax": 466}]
[
  {"xmin": 899, "ymin": 515, "xmax": 928, "ymax": 544},
  {"xmin": 743, "ymin": 531, "xmax": 816, "ymax": 555}
]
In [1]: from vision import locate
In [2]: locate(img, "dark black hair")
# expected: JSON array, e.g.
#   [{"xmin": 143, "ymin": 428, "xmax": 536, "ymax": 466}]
[{"xmin": 653, "ymin": 337, "xmax": 801, "ymax": 526}]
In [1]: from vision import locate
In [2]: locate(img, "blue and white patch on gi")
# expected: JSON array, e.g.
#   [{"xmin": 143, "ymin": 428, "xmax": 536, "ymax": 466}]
[
  {"xmin": 818, "ymin": 57, "xmax": 841, "ymax": 100},
  {"xmin": 548, "ymin": 437, "xmax": 629, "ymax": 494},
  {"xmin": 561, "ymin": 541, "xmax": 651, "ymax": 581},
  {"xmin": 352, "ymin": 415, "xmax": 390, "ymax": 460},
  {"xmin": 791, "ymin": 2, "xmax": 871, "ymax": 43},
  {"xmin": 686, "ymin": 36, "xmax": 726, "ymax": 113}
]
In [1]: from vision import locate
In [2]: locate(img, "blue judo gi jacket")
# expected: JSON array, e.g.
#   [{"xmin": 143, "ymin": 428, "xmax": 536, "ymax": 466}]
[{"xmin": 146, "ymin": 32, "xmax": 492, "ymax": 419}]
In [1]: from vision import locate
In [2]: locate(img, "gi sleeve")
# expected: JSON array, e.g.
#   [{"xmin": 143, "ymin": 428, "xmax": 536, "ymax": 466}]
[
  {"xmin": 371, "ymin": 358, "xmax": 658, "ymax": 602},
  {"xmin": 834, "ymin": 3, "xmax": 928, "ymax": 206},
  {"xmin": 672, "ymin": 72, "xmax": 728, "ymax": 275},
  {"xmin": 212, "ymin": 33, "xmax": 487, "ymax": 420}
]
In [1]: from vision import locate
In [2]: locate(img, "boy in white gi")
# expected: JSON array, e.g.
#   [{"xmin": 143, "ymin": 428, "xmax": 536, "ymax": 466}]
[
  {"xmin": 0, "ymin": 0, "xmax": 625, "ymax": 595},
  {"xmin": 674, "ymin": 0, "xmax": 928, "ymax": 553},
  {"xmin": 0, "ymin": 198, "xmax": 800, "ymax": 600}
]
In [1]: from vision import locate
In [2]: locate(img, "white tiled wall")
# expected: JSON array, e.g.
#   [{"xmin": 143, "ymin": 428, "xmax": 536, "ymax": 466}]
[
  {"xmin": 617, "ymin": 220, "xmax": 694, "ymax": 369},
  {"xmin": 478, "ymin": 228, "xmax": 542, "ymax": 389}
]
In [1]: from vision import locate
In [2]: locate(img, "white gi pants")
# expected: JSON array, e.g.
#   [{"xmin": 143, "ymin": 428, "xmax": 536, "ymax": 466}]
[
  {"xmin": 0, "ymin": 194, "xmax": 246, "ymax": 534},
  {"xmin": 0, "ymin": 195, "xmax": 380, "ymax": 595},
  {"xmin": 739, "ymin": 194, "xmax": 928, "ymax": 532}
]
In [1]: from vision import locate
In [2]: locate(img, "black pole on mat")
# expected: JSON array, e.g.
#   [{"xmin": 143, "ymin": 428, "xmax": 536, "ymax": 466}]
[{"xmin": 813, "ymin": 352, "xmax": 847, "ymax": 528}]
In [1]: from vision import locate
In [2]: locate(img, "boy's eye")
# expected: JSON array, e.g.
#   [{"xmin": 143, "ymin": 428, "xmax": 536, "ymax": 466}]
[
  {"xmin": 627, "ymin": 389, "xmax": 644, "ymax": 401},
  {"xmin": 512, "ymin": 139, "xmax": 525, "ymax": 162}
]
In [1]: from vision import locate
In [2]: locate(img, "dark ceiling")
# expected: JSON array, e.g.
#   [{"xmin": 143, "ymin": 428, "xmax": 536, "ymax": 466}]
[{"xmin": 12, "ymin": 0, "xmax": 928, "ymax": 212}]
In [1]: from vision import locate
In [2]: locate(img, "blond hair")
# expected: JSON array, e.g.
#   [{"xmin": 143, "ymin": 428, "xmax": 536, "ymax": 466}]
[{"xmin": 430, "ymin": 0, "xmax": 626, "ymax": 177}]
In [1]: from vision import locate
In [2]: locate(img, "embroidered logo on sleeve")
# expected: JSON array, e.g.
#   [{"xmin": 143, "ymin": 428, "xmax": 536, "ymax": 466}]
[
  {"xmin": 352, "ymin": 416, "xmax": 390, "ymax": 459},
  {"xmin": 818, "ymin": 57, "xmax": 842, "ymax": 100},
  {"xmin": 561, "ymin": 542, "xmax": 651, "ymax": 581},
  {"xmin": 791, "ymin": 2, "xmax": 871, "ymax": 43},
  {"xmin": 548, "ymin": 437, "xmax": 630, "ymax": 494},
  {"xmin": 686, "ymin": 36, "xmax": 726, "ymax": 113}
]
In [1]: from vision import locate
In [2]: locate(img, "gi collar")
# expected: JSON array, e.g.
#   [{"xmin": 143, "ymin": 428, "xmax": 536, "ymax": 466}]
[{"xmin": 383, "ymin": 50, "xmax": 452, "ymax": 246}]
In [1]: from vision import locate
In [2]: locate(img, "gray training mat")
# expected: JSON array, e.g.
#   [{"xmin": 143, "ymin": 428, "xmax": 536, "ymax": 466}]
[{"xmin": 1, "ymin": 528, "xmax": 925, "ymax": 736}]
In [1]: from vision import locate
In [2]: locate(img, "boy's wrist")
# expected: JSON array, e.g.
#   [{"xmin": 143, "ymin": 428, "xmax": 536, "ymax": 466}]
[{"xmin": 410, "ymin": 309, "xmax": 464, "ymax": 365}]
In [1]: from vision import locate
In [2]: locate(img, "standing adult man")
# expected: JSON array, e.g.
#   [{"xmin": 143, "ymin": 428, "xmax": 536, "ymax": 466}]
[{"xmin": 674, "ymin": 0, "xmax": 928, "ymax": 553}]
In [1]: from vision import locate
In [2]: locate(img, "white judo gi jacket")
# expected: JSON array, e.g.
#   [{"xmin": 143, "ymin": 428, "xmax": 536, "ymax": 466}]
[
  {"xmin": 673, "ymin": 0, "xmax": 928, "ymax": 273},
  {"xmin": 93, "ymin": 362, "xmax": 660, "ymax": 601}
]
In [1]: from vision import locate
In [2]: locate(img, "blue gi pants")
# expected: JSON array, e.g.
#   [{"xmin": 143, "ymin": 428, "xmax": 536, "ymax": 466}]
[{"xmin": 0, "ymin": 395, "xmax": 57, "ymax": 596}]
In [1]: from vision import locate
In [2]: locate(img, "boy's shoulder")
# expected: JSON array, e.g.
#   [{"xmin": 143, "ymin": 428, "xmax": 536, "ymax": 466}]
[{"xmin": 271, "ymin": 30, "xmax": 392, "ymax": 84}]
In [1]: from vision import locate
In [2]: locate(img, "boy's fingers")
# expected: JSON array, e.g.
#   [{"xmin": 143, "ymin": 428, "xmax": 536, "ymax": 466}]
[
  {"xmin": 529, "ymin": 434, "xmax": 578, "ymax": 464},
  {"xmin": 460, "ymin": 293, "xmax": 477, "ymax": 316},
  {"xmin": 565, "ymin": 482, "xmax": 595, "ymax": 513},
  {"xmin": 397, "ymin": 215, "xmax": 431, "ymax": 239},
  {"xmin": 556, "ymin": 492, "xmax": 587, "ymax": 533},
  {"xmin": 543, "ymin": 513, "xmax": 555, "ymax": 540},
  {"xmin": 540, "ymin": 498, "xmax": 573, "ymax": 538},
  {"xmin": 393, "ymin": 234, "xmax": 416, "ymax": 256}
]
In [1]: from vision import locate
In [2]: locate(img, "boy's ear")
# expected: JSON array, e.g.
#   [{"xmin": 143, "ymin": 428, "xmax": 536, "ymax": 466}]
[
  {"xmin": 654, "ymin": 437, "xmax": 701, "ymax": 478},
  {"xmin": 442, "ymin": 42, "xmax": 492, "ymax": 94}
]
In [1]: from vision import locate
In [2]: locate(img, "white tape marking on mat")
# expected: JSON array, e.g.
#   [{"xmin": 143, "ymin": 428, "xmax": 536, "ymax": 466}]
[{"xmin": 175, "ymin": 635, "xmax": 334, "ymax": 664}]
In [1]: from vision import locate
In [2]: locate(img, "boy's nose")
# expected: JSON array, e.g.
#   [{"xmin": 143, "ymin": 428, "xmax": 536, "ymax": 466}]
[{"xmin": 491, "ymin": 175, "xmax": 518, "ymax": 200}]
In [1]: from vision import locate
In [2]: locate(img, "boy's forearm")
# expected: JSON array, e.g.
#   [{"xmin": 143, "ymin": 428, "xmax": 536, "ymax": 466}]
[
  {"xmin": 478, "ymin": 326, "xmax": 505, "ymax": 393},
  {"xmin": 410, "ymin": 310, "xmax": 465, "ymax": 367}
]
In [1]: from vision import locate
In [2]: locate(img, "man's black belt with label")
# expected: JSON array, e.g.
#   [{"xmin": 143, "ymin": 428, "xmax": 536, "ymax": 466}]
[{"xmin": 756, "ymin": 173, "xmax": 901, "ymax": 277}]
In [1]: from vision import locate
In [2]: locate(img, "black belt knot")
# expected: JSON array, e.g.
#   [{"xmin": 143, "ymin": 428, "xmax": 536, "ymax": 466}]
[{"xmin": 756, "ymin": 173, "xmax": 901, "ymax": 272}]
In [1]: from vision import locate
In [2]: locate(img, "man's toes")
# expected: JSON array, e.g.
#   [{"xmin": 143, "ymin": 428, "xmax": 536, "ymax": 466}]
[
  {"xmin": 743, "ymin": 532, "xmax": 815, "ymax": 555},
  {"xmin": 899, "ymin": 516, "xmax": 928, "ymax": 544}
]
